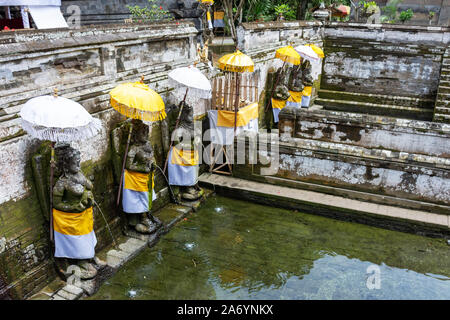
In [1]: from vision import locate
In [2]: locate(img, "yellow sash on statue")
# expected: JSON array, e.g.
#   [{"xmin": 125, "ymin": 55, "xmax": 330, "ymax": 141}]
[
  {"xmin": 53, "ymin": 207, "xmax": 94, "ymax": 236},
  {"xmin": 171, "ymin": 147, "xmax": 199, "ymax": 166}
]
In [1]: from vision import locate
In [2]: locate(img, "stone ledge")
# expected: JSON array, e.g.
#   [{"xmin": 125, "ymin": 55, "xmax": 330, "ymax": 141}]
[
  {"xmin": 272, "ymin": 135, "xmax": 450, "ymax": 169},
  {"xmin": 0, "ymin": 21, "xmax": 196, "ymax": 45},
  {"xmin": 240, "ymin": 20, "xmax": 322, "ymax": 31},
  {"xmin": 292, "ymin": 109, "xmax": 450, "ymax": 135},
  {"xmin": 199, "ymin": 173, "xmax": 450, "ymax": 238}
]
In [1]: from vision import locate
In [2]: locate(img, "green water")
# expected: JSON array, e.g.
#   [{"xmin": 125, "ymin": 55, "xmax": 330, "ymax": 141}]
[{"xmin": 91, "ymin": 196, "xmax": 450, "ymax": 300}]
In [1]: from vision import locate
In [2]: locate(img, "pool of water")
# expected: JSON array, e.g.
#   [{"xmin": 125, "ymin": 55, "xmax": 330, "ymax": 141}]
[{"xmin": 90, "ymin": 195, "xmax": 450, "ymax": 300}]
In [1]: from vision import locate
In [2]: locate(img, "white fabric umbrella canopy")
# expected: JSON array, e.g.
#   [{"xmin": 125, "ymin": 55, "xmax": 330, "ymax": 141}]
[
  {"xmin": 20, "ymin": 95, "xmax": 102, "ymax": 142},
  {"xmin": 168, "ymin": 65, "xmax": 212, "ymax": 101},
  {"xmin": 294, "ymin": 45, "xmax": 321, "ymax": 63}
]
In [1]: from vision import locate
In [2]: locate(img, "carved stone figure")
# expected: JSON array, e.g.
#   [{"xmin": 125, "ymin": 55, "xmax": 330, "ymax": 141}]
[
  {"xmin": 273, "ymin": 67, "xmax": 290, "ymax": 101},
  {"xmin": 123, "ymin": 119, "xmax": 162, "ymax": 234},
  {"xmin": 52, "ymin": 145, "xmax": 100, "ymax": 280},
  {"xmin": 169, "ymin": 103, "xmax": 203, "ymax": 201},
  {"xmin": 288, "ymin": 64, "xmax": 305, "ymax": 92},
  {"xmin": 302, "ymin": 60, "xmax": 314, "ymax": 87}
]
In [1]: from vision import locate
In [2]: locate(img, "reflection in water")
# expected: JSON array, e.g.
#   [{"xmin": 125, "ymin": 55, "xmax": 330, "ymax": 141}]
[{"xmin": 91, "ymin": 196, "xmax": 450, "ymax": 300}]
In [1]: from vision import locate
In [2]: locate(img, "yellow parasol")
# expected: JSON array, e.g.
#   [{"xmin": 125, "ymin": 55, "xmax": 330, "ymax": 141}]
[
  {"xmin": 306, "ymin": 44, "xmax": 324, "ymax": 58},
  {"xmin": 275, "ymin": 45, "xmax": 301, "ymax": 65},
  {"xmin": 218, "ymin": 50, "xmax": 254, "ymax": 73},
  {"xmin": 110, "ymin": 80, "xmax": 166, "ymax": 122},
  {"xmin": 109, "ymin": 77, "xmax": 166, "ymax": 206},
  {"xmin": 264, "ymin": 45, "xmax": 301, "ymax": 112},
  {"xmin": 218, "ymin": 50, "xmax": 254, "ymax": 133},
  {"xmin": 213, "ymin": 50, "xmax": 255, "ymax": 174}
]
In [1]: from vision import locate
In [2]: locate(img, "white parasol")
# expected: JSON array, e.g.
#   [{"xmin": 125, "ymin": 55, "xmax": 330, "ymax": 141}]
[
  {"xmin": 20, "ymin": 90, "xmax": 102, "ymax": 244},
  {"xmin": 20, "ymin": 94, "xmax": 102, "ymax": 142},
  {"xmin": 294, "ymin": 45, "xmax": 321, "ymax": 63},
  {"xmin": 168, "ymin": 65, "xmax": 212, "ymax": 104},
  {"xmin": 164, "ymin": 65, "xmax": 211, "ymax": 173}
]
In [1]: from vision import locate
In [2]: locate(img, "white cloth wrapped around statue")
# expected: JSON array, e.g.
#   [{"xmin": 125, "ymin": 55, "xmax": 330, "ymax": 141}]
[
  {"xmin": 168, "ymin": 146, "xmax": 199, "ymax": 186},
  {"xmin": 122, "ymin": 170, "xmax": 157, "ymax": 214}
]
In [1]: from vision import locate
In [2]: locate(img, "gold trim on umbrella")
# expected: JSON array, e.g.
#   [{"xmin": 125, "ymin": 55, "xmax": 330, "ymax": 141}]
[
  {"xmin": 110, "ymin": 99, "xmax": 167, "ymax": 122},
  {"xmin": 218, "ymin": 50, "xmax": 254, "ymax": 73}
]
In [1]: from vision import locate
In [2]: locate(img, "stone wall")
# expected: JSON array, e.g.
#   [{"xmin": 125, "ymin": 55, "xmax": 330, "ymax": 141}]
[
  {"xmin": 59, "ymin": 0, "xmax": 177, "ymax": 25},
  {"xmin": 318, "ymin": 23, "xmax": 449, "ymax": 121},
  {"xmin": 236, "ymin": 21, "xmax": 324, "ymax": 128},
  {"xmin": 0, "ymin": 21, "xmax": 198, "ymax": 299},
  {"xmin": 236, "ymin": 21, "xmax": 450, "ymax": 123},
  {"xmin": 372, "ymin": 0, "xmax": 449, "ymax": 26}
]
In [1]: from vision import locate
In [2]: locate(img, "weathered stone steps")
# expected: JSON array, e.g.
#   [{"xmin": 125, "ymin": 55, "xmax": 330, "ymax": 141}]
[
  {"xmin": 315, "ymin": 97, "xmax": 433, "ymax": 121},
  {"xmin": 435, "ymin": 106, "xmax": 450, "ymax": 115},
  {"xmin": 433, "ymin": 47, "xmax": 450, "ymax": 123},
  {"xmin": 318, "ymin": 89, "xmax": 435, "ymax": 109}
]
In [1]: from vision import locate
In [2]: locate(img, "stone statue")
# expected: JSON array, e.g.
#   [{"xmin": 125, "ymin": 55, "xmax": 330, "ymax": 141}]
[
  {"xmin": 288, "ymin": 64, "xmax": 304, "ymax": 93},
  {"xmin": 123, "ymin": 119, "xmax": 162, "ymax": 234},
  {"xmin": 273, "ymin": 66, "xmax": 290, "ymax": 101},
  {"xmin": 300, "ymin": 60, "xmax": 314, "ymax": 108},
  {"xmin": 169, "ymin": 103, "xmax": 203, "ymax": 201},
  {"xmin": 52, "ymin": 145, "xmax": 100, "ymax": 280},
  {"xmin": 302, "ymin": 60, "xmax": 314, "ymax": 87}
]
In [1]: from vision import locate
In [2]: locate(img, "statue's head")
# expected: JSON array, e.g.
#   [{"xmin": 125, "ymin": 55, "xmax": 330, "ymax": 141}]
[
  {"xmin": 56, "ymin": 145, "xmax": 81, "ymax": 175},
  {"xmin": 131, "ymin": 119, "xmax": 149, "ymax": 144}
]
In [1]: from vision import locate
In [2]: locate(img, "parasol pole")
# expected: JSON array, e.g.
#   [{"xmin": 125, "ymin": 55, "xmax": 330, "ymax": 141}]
[
  {"xmin": 264, "ymin": 59, "xmax": 286, "ymax": 113},
  {"xmin": 163, "ymin": 86, "xmax": 189, "ymax": 174},
  {"xmin": 116, "ymin": 124, "xmax": 133, "ymax": 207},
  {"xmin": 49, "ymin": 141, "xmax": 55, "ymax": 243},
  {"xmin": 116, "ymin": 75, "xmax": 146, "ymax": 207},
  {"xmin": 49, "ymin": 88, "xmax": 59, "ymax": 244}
]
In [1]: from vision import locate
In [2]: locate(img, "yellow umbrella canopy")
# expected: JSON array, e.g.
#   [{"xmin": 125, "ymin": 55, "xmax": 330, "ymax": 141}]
[
  {"xmin": 275, "ymin": 45, "xmax": 301, "ymax": 65},
  {"xmin": 218, "ymin": 50, "xmax": 254, "ymax": 73},
  {"xmin": 199, "ymin": 0, "xmax": 214, "ymax": 4},
  {"xmin": 306, "ymin": 44, "xmax": 325, "ymax": 58},
  {"xmin": 110, "ymin": 81, "xmax": 166, "ymax": 122}
]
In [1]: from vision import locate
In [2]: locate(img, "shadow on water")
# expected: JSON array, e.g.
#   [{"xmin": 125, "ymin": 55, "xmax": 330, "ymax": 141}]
[{"xmin": 90, "ymin": 195, "xmax": 450, "ymax": 300}]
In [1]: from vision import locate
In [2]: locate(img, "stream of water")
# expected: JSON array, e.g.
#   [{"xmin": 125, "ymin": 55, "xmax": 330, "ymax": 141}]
[{"xmin": 90, "ymin": 195, "xmax": 450, "ymax": 300}]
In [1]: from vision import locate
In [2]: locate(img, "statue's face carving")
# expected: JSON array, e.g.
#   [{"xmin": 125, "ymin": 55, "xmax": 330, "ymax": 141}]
[
  {"xmin": 68, "ymin": 151, "xmax": 81, "ymax": 174},
  {"xmin": 131, "ymin": 119, "xmax": 149, "ymax": 144},
  {"xmin": 136, "ymin": 125, "xmax": 148, "ymax": 144}
]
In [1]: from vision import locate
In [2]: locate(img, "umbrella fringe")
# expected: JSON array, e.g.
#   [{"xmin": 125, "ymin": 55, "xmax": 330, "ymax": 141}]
[
  {"xmin": 217, "ymin": 62, "xmax": 254, "ymax": 73},
  {"xmin": 111, "ymin": 100, "xmax": 167, "ymax": 122},
  {"xmin": 168, "ymin": 78, "xmax": 212, "ymax": 100},
  {"xmin": 21, "ymin": 118, "xmax": 103, "ymax": 142}
]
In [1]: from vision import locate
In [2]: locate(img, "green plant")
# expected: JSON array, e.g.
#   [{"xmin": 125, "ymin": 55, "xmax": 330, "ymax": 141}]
[
  {"xmin": 382, "ymin": 0, "xmax": 402, "ymax": 22},
  {"xmin": 273, "ymin": 4, "xmax": 296, "ymax": 20},
  {"xmin": 399, "ymin": 8, "xmax": 413, "ymax": 23},
  {"xmin": 127, "ymin": 0, "xmax": 172, "ymax": 23},
  {"xmin": 359, "ymin": 1, "xmax": 377, "ymax": 10},
  {"xmin": 245, "ymin": 0, "xmax": 272, "ymax": 22},
  {"xmin": 429, "ymin": 11, "xmax": 435, "ymax": 19}
]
